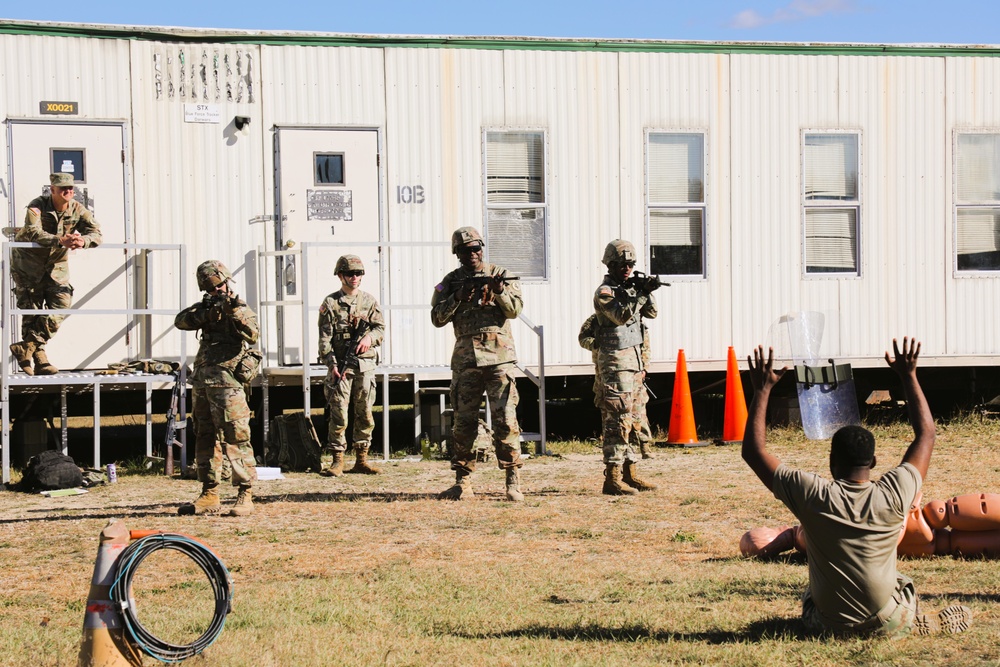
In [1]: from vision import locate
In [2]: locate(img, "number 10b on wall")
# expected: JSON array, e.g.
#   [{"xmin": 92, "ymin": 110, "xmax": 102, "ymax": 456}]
[{"xmin": 396, "ymin": 185, "xmax": 425, "ymax": 204}]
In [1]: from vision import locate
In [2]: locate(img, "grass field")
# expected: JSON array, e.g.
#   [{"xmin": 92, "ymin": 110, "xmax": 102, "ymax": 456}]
[{"xmin": 2, "ymin": 418, "xmax": 999, "ymax": 666}]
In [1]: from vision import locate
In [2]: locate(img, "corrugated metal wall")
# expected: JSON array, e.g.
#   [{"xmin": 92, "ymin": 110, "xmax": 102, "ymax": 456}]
[{"xmin": 5, "ymin": 27, "xmax": 1000, "ymax": 371}]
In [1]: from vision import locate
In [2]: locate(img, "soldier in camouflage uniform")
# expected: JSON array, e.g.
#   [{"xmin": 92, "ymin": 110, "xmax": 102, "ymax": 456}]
[
  {"xmin": 579, "ymin": 315, "xmax": 655, "ymax": 458},
  {"xmin": 431, "ymin": 226, "xmax": 525, "ymax": 501},
  {"xmin": 175, "ymin": 260, "xmax": 260, "ymax": 517},
  {"xmin": 593, "ymin": 240, "xmax": 659, "ymax": 495},
  {"xmin": 9, "ymin": 173, "xmax": 102, "ymax": 375},
  {"xmin": 317, "ymin": 255, "xmax": 385, "ymax": 477}
]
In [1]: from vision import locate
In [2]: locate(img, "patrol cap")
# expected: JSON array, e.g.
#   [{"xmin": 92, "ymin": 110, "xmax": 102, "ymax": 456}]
[
  {"xmin": 602, "ymin": 239, "xmax": 637, "ymax": 266},
  {"xmin": 49, "ymin": 173, "xmax": 75, "ymax": 188},
  {"xmin": 451, "ymin": 226, "xmax": 484, "ymax": 253},
  {"xmin": 335, "ymin": 254, "xmax": 365, "ymax": 274}
]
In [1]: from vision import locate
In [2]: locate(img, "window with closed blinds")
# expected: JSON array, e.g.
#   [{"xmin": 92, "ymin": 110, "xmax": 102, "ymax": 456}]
[
  {"xmin": 646, "ymin": 132, "xmax": 706, "ymax": 277},
  {"xmin": 956, "ymin": 133, "xmax": 1000, "ymax": 271},
  {"xmin": 484, "ymin": 131, "xmax": 547, "ymax": 279},
  {"xmin": 803, "ymin": 133, "xmax": 860, "ymax": 275}
]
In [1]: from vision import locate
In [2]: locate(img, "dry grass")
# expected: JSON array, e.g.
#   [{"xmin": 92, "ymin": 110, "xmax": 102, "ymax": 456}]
[{"xmin": 3, "ymin": 420, "xmax": 1000, "ymax": 666}]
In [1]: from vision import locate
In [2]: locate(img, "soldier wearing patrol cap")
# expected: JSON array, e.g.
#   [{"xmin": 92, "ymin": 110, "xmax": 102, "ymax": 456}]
[
  {"xmin": 9, "ymin": 173, "xmax": 102, "ymax": 375},
  {"xmin": 430, "ymin": 226, "xmax": 525, "ymax": 501},
  {"xmin": 317, "ymin": 254, "xmax": 385, "ymax": 477},
  {"xmin": 175, "ymin": 260, "xmax": 260, "ymax": 517},
  {"xmin": 592, "ymin": 240, "xmax": 659, "ymax": 495}
]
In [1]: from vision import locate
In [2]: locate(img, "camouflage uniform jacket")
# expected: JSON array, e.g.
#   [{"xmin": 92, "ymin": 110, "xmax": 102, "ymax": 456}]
[
  {"xmin": 579, "ymin": 313, "xmax": 651, "ymax": 364},
  {"xmin": 317, "ymin": 289, "xmax": 384, "ymax": 372},
  {"xmin": 13, "ymin": 196, "xmax": 102, "ymax": 284},
  {"xmin": 431, "ymin": 263, "xmax": 523, "ymax": 370},
  {"xmin": 174, "ymin": 296, "xmax": 260, "ymax": 388},
  {"xmin": 593, "ymin": 275, "xmax": 657, "ymax": 372}
]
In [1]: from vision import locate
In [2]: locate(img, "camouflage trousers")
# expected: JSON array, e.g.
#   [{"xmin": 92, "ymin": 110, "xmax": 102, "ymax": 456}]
[
  {"xmin": 12, "ymin": 276, "xmax": 72, "ymax": 346},
  {"xmin": 192, "ymin": 385, "xmax": 257, "ymax": 487},
  {"xmin": 450, "ymin": 363, "xmax": 522, "ymax": 473},
  {"xmin": 593, "ymin": 371, "xmax": 651, "ymax": 452},
  {"xmin": 323, "ymin": 367, "xmax": 376, "ymax": 452},
  {"xmin": 801, "ymin": 574, "xmax": 918, "ymax": 639},
  {"xmin": 597, "ymin": 367, "xmax": 644, "ymax": 465}
]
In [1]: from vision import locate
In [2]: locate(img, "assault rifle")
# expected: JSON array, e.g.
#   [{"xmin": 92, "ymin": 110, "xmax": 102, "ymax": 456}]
[
  {"xmin": 332, "ymin": 320, "xmax": 371, "ymax": 387},
  {"xmin": 624, "ymin": 271, "xmax": 669, "ymax": 294},
  {"xmin": 202, "ymin": 292, "xmax": 243, "ymax": 322},
  {"xmin": 164, "ymin": 374, "xmax": 184, "ymax": 476},
  {"xmin": 455, "ymin": 274, "xmax": 520, "ymax": 306}
]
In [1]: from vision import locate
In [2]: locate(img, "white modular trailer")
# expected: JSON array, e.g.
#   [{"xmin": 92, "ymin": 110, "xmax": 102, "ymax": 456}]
[{"xmin": 3, "ymin": 21, "xmax": 1000, "ymax": 376}]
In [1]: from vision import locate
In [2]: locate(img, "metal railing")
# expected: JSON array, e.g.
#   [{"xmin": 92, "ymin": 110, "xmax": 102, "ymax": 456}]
[{"xmin": 1, "ymin": 242, "xmax": 187, "ymax": 483}]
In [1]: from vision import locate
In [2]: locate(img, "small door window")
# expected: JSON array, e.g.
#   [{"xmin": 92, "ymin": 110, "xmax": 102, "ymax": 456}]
[
  {"xmin": 314, "ymin": 153, "xmax": 345, "ymax": 185},
  {"xmin": 50, "ymin": 148, "xmax": 86, "ymax": 182}
]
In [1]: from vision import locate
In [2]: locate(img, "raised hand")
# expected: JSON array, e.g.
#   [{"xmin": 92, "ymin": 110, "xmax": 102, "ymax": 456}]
[
  {"xmin": 885, "ymin": 337, "xmax": 921, "ymax": 377},
  {"xmin": 747, "ymin": 345, "xmax": 788, "ymax": 392}
]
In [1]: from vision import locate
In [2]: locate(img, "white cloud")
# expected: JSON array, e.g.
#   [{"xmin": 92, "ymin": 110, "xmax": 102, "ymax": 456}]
[{"xmin": 729, "ymin": 0, "xmax": 856, "ymax": 29}]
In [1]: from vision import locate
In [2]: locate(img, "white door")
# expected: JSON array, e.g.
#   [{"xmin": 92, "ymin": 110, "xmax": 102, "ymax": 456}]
[
  {"xmin": 274, "ymin": 128, "xmax": 381, "ymax": 365},
  {"xmin": 9, "ymin": 122, "xmax": 131, "ymax": 370}
]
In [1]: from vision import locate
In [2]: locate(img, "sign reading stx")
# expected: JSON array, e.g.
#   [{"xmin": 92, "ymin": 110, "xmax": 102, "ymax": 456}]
[{"xmin": 40, "ymin": 101, "xmax": 79, "ymax": 115}]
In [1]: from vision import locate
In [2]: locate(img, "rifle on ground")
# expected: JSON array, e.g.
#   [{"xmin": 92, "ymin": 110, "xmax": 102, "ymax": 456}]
[
  {"xmin": 332, "ymin": 320, "xmax": 372, "ymax": 387},
  {"xmin": 455, "ymin": 274, "xmax": 520, "ymax": 306},
  {"xmin": 164, "ymin": 374, "xmax": 184, "ymax": 476}
]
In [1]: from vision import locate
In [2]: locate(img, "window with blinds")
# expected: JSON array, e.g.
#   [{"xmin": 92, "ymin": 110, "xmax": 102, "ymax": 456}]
[
  {"xmin": 484, "ymin": 131, "xmax": 547, "ymax": 279},
  {"xmin": 646, "ymin": 132, "xmax": 705, "ymax": 277},
  {"xmin": 803, "ymin": 133, "xmax": 860, "ymax": 275},
  {"xmin": 955, "ymin": 133, "xmax": 1000, "ymax": 271}
]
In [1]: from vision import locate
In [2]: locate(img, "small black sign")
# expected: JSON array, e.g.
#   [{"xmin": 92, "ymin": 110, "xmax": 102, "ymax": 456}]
[{"xmin": 39, "ymin": 101, "xmax": 79, "ymax": 115}]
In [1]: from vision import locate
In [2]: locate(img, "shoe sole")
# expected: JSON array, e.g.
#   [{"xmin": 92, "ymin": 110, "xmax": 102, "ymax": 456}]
[{"xmin": 914, "ymin": 605, "xmax": 973, "ymax": 635}]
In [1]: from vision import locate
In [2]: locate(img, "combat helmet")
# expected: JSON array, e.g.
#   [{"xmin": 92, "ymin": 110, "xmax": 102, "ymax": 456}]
[
  {"xmin": 451, "ymin": 226, "xmax": 484, "ymax": 253},
  {"xmin": 196, "ymin": 260, "xmax": 232, "ymax": 292},
  {"xmin": 602, "ymin": 240, "xmax": 637, "ymax": 266},
  {"xmin": 335, "ymin": 255, "xmax": 365, "ymax": 274}
]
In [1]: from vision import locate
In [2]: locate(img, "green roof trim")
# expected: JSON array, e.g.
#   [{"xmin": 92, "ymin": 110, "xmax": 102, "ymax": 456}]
[{"xmin": 2, "ymin": 21, "xmax": 1000, "ymax": 57}]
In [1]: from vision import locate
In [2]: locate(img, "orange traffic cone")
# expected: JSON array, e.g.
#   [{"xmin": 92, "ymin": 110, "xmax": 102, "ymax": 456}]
[
  {"xmin": 667, "ymin": 349, "xmax": 707, "ymax": 447},
  {"xmin": 78, "ymin": 520, "xmax": 142, "ymax": 667},
  {"xmin": 721, "ymin": 346, "xmax": 749, "ymax": 445}
]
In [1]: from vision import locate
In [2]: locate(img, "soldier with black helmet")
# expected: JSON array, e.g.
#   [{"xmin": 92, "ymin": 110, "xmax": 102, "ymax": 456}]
[
  {"xmin": 593, "ymin": 240, "xmax": 659, "ymax": 495},
  {"xmin": 430, "ymin": 226, "xmax": 525, "ymax": 501},
  {"xmin": 175, "ymin": 260, "xmax": 260, "ymax": 517},
  {"xmin": 317, "ymin": 254, "xmax": 385, "ymax": 477}
]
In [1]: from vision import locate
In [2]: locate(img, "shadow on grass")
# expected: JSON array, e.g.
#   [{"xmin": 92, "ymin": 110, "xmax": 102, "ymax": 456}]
[
  {"xmin": 257, "ymin": 491, "xmax": 440, "ymax": 504},
  {"xmin": 453, "ymin": 617, "xmax": 810, "ymax": 643},
  {"xmin": 0, "ymin": 504, "xmax": 178, "ymax": 524}
]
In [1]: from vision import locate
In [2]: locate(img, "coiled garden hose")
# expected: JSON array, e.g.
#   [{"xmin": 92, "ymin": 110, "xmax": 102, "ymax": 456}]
[{"xmin": 110, "ymin": 532, "xmax": 232, "ymax": 662}]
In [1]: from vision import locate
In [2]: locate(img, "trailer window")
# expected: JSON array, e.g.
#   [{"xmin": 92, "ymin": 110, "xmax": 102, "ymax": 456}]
[
  {"xmin": 955, "ymin": 133, "xmax": 1000, "ymax": 272},
  {"xmin": 314, "ymin": 153, "xmax": 345, "ymax": 185},
  {"xmin": 646, "ymin": 132, "xmax": 705, "ymax": 277},
  {"xmin": 802, "ymin": 133, "xmax": 860, "ymax": 276},
  {"xmin": 484, "ymin": 131, "xmax": 547, "ymax": 280}
]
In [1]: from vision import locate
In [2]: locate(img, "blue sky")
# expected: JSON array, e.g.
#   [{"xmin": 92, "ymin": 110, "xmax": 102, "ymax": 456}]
[{"xmin": 3, "ymin": 1, "xmax": 999, "ymax": 45}]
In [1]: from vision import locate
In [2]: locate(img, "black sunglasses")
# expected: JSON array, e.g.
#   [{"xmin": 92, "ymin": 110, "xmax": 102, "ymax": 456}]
[
  {"xmin": 457, "ymin": 244, "xmax": 483, "ymax": 255},
  {"xmin": 342, "ymin": 270, "xmax": 365, "ymax": 278}
]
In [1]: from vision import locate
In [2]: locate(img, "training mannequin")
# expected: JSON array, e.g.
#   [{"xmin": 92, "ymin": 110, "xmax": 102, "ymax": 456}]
[{"xmin": 743, "ymin": 492, "xmax": 1000, "ymax": 559}]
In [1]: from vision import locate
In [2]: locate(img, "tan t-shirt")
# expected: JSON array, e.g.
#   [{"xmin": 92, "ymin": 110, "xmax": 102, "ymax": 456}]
[{"xmin": 772, "ymin": 462, "xmax": 921, "ymax": 628}]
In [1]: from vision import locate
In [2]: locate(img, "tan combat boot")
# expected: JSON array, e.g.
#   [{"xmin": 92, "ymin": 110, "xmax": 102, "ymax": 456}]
[
  {"xmin": 346, "ymin": 445, "xmax": 381, "ymax": 474},
  {"xmin": 10, "ymin": 341, "xmax": 36, "ymax": 375},
  {"xmin": 32, "ymin": 348, "xmax": 59, "ymax": 375},
  {"xmin": 320, "ymin": 451, "xmax": 345, "ymax": 477},
  {"xmin": 438, "ymin": 470, "xmax": 474, "ymax": 500},
  {"xmin": 228, "ymin": 485, "xmax": 254, "ymax": 516},
  {"xmin": 505, "ymin": 468, "xmax": 524, "ymax": 502},
  {"xmin": 177, "ymin": 483, "xmax": 222, "ymax": 515},
  {"xmin": 622, "ymin": 460, "xmax": 657, "ymax": 492},
  {"xmin": 640, "ymin": 440, "xmax": 654, "ymax": 460},
  {"xmin": 602, "ymin": 463, "xmax": 637, "ymax": 496}
]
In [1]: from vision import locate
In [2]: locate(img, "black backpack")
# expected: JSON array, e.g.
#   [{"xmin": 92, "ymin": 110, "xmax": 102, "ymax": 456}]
[
  {"xmin": 18, "ymin": 450, "xmax": 84, "ymax": 492},
  {"xmin": 265, "ymin": 413, "xmax": 323, "ymax": 472}
]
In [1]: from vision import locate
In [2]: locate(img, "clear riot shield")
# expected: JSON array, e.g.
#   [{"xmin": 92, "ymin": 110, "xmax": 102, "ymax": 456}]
[{"xmin": 766, "ymin": 311, "xmax": 860, "ymax": 440}]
